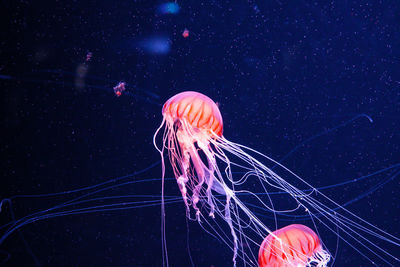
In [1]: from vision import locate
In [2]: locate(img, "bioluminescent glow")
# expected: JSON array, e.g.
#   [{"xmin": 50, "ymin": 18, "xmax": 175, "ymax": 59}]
[
  {"xmin": 136, "ymin": 36, "xmax": 171, "ymax": 55},
  {"xmin": 157, "ymin": 2, "xmax": 180, "ymax": 15}
]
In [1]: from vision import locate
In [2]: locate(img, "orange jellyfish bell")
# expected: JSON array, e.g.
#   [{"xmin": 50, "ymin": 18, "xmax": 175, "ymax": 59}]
[
  {"xmin": 162, "ymin": 91, "xmax": 223, "ymax": 136},
  {"xmin": 258, "ymin": 224, "xmax": 330, "ymax": 267}
]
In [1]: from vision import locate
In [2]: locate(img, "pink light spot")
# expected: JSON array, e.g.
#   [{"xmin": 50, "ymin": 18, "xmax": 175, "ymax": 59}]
[
  {"xmin": 182, "ymin": 29, "xmax": 189, "ymax": 38},
  {"xmin": 113, "ymin": 82, "xmax": 126, "ymax": 97}
]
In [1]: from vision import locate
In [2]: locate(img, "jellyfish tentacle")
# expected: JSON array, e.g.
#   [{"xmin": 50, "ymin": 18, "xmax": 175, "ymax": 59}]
[
  {"xmin": 198, "ymin": 140, "xmax": 240, "ymax": 266},
  {"xmin": 186, "ymin": 144, "xmax": 205, "ymax": 221},
  {"xmin": 176, "ymin": 174, "xmax": 189, "ymax": 215},
  {"xmin": 225, "ymin": 192, "xmax": 239, "ymax": 267},
  {"xmin": 175, "ymin": 131, "xmax": 191, "ymax": 216}
]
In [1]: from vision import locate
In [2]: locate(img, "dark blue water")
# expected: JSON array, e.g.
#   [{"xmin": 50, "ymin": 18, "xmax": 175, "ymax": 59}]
[{"xmin": 1, "ymin": 1, "xmax": 399, "ymax": 266}]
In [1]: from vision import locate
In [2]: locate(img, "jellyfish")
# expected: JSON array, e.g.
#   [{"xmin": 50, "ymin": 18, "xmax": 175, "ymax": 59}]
[
  {"xmin": 153, "ymin": 91, "xmax": 400, "ymax": 266},
  {"xmin": 258, "ymin": 224, "xmax": 330, "ymax": 267}
]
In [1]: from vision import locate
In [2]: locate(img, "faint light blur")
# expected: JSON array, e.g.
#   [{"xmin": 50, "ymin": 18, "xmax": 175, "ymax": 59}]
[
  {"xmin": 33, "ymin": 45, "xmax": 55, "ymax": 63},
  {"xmin": 157, "ymin": 2, "xmax": 180, "ymax": 15},
  {"xmin": 182, "ymin": 28, "xmax": 189, "ymax": 38},
  {"xmin": 136, "ymin": 36, "xmax": 171, "ymax": 55},
  {"xmin": 0, "ymin": 74, "xmax": 12, "ymax": 80},
  {"xmin": 75, "ymin": 63, "xmax": 88, "ymax": 90},
  {"xmin": 34, "ymin": 49, "xmax": 49, "ymax": 62}
]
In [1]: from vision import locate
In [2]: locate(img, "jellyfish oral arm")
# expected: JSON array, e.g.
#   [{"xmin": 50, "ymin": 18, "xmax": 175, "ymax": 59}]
[
  {"xmin": 175, "ymin": 126, "xmax": 227, "ymax": 220},
  {"xmin": 178, "ymin": 130, "xmax": 205, "ymax": 218}
]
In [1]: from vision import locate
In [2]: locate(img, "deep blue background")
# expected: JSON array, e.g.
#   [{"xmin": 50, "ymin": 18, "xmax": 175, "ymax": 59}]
[{"xmin": 1, "ymin": 0, "xmax": 399, "ymax": 266}]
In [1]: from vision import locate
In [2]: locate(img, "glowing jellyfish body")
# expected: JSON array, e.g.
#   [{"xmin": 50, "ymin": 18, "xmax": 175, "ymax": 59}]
[
  {"xmin": 258, "ymin": 224, "xmax": 330, "ymax": 267},
  {"xmin": 159, "ymin": 91, "xmax": 225, "ymax": 218},
  {"xmin": 153, "ymin": 91, "xmax": 400, "ymax": 266}
]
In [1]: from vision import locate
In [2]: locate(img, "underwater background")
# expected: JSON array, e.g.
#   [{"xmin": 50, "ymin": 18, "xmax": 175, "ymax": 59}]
[{"xmin": 1, "ymin": 0, "xmax": 399, "ymax": 266}]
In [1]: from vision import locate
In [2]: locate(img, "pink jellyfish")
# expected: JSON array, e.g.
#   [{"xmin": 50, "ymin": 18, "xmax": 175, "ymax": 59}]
[
  {"xmin": 159, "ymin": 91, "xmax": 223, "ymax": 217},
  {"xmin": 258, "ymin": 224, "xmax": 330, "ymax": 267}
]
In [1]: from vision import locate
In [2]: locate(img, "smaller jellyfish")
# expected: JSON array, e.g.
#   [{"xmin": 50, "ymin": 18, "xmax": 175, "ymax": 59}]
[
  {"xmin": 182, "ymin": 28, "xmax": 189, "ymax": 38},
  {"xmin": 113, "ymin": 82, "xmax": 126, "ymax": 97},
  {"xmin": 258, "ymin": 224, "xmax": 330, "ymax": 267},
  {"xmin": 85, "ymin": 51, "xmax": 93, "ymax": 62}
]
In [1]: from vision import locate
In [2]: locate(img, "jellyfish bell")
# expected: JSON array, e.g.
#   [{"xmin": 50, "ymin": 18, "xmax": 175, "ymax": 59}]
[
  {"xmin": 258, "ymin": 224, "xmax": 330, "ymax": 267},
  {"xmin": 162, "ymin": 91, "xmax": 223, "ymax": 137}
]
